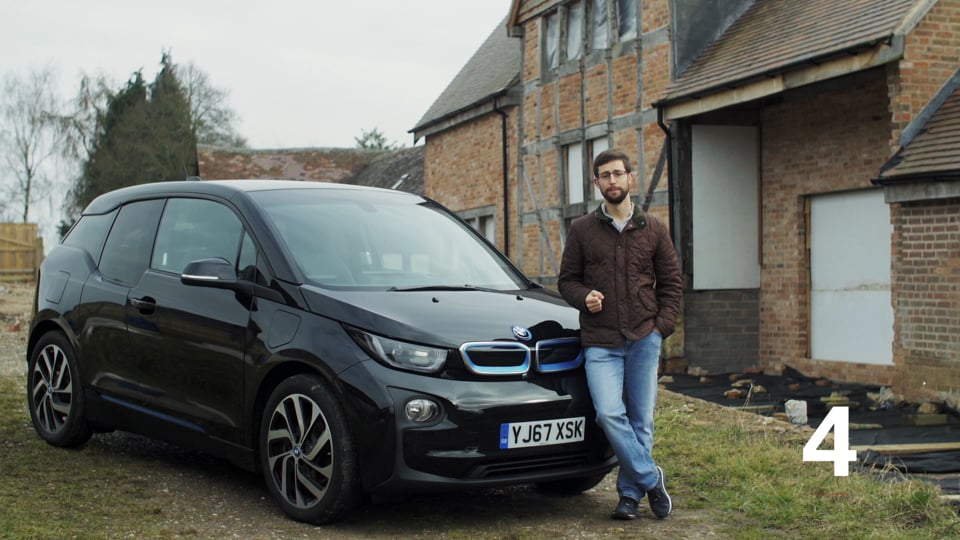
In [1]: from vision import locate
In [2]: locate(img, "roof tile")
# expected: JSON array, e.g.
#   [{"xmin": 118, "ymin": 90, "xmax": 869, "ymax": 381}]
[
  {"xmin": 880, "ymin": 89, "xmax": 960, "ymax": 179},
  {"xmin": 664, "ymin": 0, "xmax": 916, "ymax": 102}
]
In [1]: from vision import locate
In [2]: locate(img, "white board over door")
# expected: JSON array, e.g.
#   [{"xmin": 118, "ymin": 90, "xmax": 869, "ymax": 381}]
[
  {"xmin": 692, "ymin": 125, "xmax": 760, "ymax": 289},
  {"xmin": 810, "ymin": 189, "xmax": 893, "ymax": 365}
]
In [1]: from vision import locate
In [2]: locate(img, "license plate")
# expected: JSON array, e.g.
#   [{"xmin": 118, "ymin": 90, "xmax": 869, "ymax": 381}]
[{"xmin": 499, "ymin": 416, "xmax": 585, "ymax": 449}]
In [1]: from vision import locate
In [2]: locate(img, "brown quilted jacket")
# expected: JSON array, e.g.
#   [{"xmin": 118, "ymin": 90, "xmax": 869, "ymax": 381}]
[{"xmin": 558, "ymin": 204, "xmax": 682, "ymax": 348}]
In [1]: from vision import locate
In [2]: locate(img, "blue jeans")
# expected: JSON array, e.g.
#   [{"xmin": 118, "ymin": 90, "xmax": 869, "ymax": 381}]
[{"xmin": 584, "ymin": 332, "xmax": 662, "ymax": 501}]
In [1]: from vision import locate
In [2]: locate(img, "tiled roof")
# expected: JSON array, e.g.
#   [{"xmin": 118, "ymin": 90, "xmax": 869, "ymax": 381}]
[
  {"xmin": 196, "ymin": 145, "xmax": 424, "ymax": 194},
  {"xmin": 878, "ymin": 88, "xmax": 960, "ymax": 181},
  {"xmin": 412, "ymin": 16, "xmax": 519, "ymax": 134},
  {"xmin": 345, "ymin": 146, "xmax": 425, "ymax": 194},
  {"xmin": 662, "ymin": 0, "xmax": 917, "ymax": 103},
  {"xmin": 197, "ymin": 146, "xmax": 374, "ymax": 182}
]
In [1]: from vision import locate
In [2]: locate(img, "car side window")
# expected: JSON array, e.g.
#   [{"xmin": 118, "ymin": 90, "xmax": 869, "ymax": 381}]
[
  {"xmin": 61, "ymin": 210, "xmax": 118, "ymax": 265},
  {"xmin": 151, "ymin": 198, "xmax": 244, "ymax": 274},
  {"xmin": 238, "ymin": 231, "xmax": 270, "ymax": 286},
  {"xmin": 99, "ymin": 200, "xmax": 165, "ymax": 285}
]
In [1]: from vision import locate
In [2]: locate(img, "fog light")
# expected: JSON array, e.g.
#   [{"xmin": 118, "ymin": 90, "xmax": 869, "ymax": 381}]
[{"xmin": 405, "ymin": 399, "xmax": 439, "ymax": 423}]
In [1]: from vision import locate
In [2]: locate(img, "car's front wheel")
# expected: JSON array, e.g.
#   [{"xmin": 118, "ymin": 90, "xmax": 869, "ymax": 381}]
[
  {"xmin": 259, "ymin": 374, "xmax": 361, "ymax": 524},
  {"xmin": 27, "ymin": 332, "xmax": 92, "ymax": 447}
]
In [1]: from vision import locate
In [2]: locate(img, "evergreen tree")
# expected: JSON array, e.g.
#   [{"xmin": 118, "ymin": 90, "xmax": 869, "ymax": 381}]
[
  {"xmin": 68, "ymin": 54, "xmax": 198, "ymax": 214},
  {"xmin": 69, "ymin": 71, "xmax": 150, "ymax": 214},
  {"xmin": 355, "ymin": 127, "xmax": 402, "ymax": 150},
  {"xmin": 147, "ymin": 53, "xmax": 198, "ymax": 178}
]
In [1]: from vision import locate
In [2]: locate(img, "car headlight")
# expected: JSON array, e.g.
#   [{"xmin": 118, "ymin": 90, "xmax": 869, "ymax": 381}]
[{"xmin": 347, "ymin": 327, "xmax": 448, "ymax": 373}]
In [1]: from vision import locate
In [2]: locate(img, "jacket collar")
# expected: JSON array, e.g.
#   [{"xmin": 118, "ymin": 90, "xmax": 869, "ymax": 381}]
[{"xmin": 593, "ymin": 200, "xmax": 647, "ymax": 229}]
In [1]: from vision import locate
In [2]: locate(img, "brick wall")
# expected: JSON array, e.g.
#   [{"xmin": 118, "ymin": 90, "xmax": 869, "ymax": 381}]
[
  {"xmin": 685, "ymin": 289, "xmax": 759, "ymax": 374},
  {"xmin": 423, "ymin": 108, "xmax": 518, "ymax": 258},
  {"xmin": 584, "ymin": 63, "xmax": 608, "ymax": 125},
  {"xmin": 611, "ymin": 55, "xmax": 639, "ymax": 117},
  {"xmin": 759, "ymin": 70, "xmax": 897, "ymax": 384},
  {"xmin": 891, "ymin": 199, "xmax": 960, "ymax": 401},
  {"xmin": 558, "ymin": 73, "xmax": 583, "ymax": 132},
  {"xmin": 890, "ymin": 0, "xmax": 960, "ymax": 147}
]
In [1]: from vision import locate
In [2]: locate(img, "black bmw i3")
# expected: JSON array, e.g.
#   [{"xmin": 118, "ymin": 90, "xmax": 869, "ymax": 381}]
[{"xmin": 28, "ymin": 179, "xmax": 614, "ymax": 524}]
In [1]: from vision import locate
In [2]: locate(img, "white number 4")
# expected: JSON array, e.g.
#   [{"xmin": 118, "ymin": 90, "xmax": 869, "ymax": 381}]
[{"xmin": 802, "ymin": 406, "xmax": 857, "ymax": 476}]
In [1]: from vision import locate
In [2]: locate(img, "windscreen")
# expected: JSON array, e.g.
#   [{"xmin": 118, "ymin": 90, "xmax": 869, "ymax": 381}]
[{"xmin": 252, "ymin": 188, "xmax": 528, "ymax": 290}]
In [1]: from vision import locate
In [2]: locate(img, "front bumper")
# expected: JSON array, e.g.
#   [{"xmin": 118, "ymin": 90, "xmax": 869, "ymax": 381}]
[{"xmin": 339, "ymin": 361, "xmax": 615, "ymax": 494}]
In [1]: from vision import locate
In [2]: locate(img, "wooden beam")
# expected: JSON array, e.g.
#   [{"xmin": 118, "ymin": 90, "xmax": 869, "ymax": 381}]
[{"xmin": 851, "ymin": 441, "xmax": 960, "ymax": 455}]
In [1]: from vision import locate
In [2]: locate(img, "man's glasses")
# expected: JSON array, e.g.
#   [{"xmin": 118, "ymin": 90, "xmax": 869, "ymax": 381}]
[{"xmin": 597, "ymin": 170, "xmax": 629, "ymax": 180}]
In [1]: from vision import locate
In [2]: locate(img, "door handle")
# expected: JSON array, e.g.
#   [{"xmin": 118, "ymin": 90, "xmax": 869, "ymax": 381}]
[{"xmin": 130, "ymin": 296, "xmax": 157, "ymax": 314}]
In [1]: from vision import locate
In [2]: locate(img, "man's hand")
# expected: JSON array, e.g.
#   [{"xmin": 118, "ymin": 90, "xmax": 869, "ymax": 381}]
[{"xmin": 586, "ymin": 290, "xmax": 605, "ymax": 313}]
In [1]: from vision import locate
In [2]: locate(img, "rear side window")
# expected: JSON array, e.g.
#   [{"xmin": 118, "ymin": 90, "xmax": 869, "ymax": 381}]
[
  {"xmin": 151, "ymin": 198, "xmax": 244, "ymax": 273},
  {"xmin": 99, "ymin": 200, "xmax": 164, "ymax": 285},
  {"xmin": 61, "ymin": 210, "xmax": 118, "ymax": 265}
]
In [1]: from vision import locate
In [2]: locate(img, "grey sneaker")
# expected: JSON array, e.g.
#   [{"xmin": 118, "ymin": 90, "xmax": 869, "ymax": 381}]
[
  {"xmin": 647, "ymin": 466, "xmax": 672, "ymax": 518},
  {"xmin": 611, "ymin": 496, "xmax": 639, "ymax": 520}
]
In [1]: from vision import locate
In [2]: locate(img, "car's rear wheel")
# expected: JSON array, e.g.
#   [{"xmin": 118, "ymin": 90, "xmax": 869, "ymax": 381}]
[
  {"xmin": 535, "ymin": 472, "xmax": 608, "ymax": 494},
  {"xmin": 27, "ymin": 332, "xmax": 92, "ymax": 447},
  {"xmin": 259, "ymin": 374, "xmax": 361, "ymax": 524}
]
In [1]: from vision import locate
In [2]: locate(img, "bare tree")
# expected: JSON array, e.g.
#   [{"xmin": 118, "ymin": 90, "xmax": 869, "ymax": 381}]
[
  {"xmin": 178, "ymin": 62, "xmax": 247, "ymax": 147},
  {"xmin": 58, "ymin": 72, "xmax": 113, "ymax": 163},
  {"xmin": 0, "ymin": 68, "xmax": 66, "ymax": 223}
]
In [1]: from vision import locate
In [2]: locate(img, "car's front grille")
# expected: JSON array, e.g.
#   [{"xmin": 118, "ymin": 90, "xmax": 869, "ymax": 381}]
[
  {"xmin": 459, "ymin": 337, "xmax": 582, "ymax": 375},
  {"xmin": 468, "ymin": 452, "xmax": 590, "ymax": 478},
  {"xmin": 535, "ymin": 338, "xmax": 583, "ymax": 373},
  {"xmin": 459, "ymin": 342, "xmax": 529, "ymax": 375}
]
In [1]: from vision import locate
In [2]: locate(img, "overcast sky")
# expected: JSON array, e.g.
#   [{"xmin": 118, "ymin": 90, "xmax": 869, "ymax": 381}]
[{"xmin": 1, "ymin": 0, "xmax": 513, "ymax": 149}]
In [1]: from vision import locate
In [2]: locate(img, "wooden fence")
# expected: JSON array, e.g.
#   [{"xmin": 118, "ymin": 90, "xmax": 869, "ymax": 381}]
[{"xmin": 0, "ymin": 223, "xmax": 44, "ymax": 282}]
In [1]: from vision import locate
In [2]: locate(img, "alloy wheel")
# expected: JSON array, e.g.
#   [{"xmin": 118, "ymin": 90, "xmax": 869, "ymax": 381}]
[
  {"xmin": 30, "ymin": 343, "xmax": 74, "ymax": 436},
  {"xmin": 265, "ymin": 392, "xmax": 334, "ymax": 509}
]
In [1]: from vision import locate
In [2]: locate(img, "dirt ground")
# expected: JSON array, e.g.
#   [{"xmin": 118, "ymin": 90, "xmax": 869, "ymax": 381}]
[
  {"xmin": 0, "ymin": 280, "xmax": 754, "ymax": 539},
  {"xmin": 0, "ymin": 281, "xmax": 31, "ymax": 379}
]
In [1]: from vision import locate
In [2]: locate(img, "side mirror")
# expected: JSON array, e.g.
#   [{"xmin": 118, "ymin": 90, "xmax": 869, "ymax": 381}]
[{"xmin": 180, "ymin": 257, "xmax": 238, "ymax": 289}]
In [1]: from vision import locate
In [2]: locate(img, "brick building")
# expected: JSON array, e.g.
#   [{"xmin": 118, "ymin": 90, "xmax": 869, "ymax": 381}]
[
  {"xmin": 874, "ymin": 78, "xmax": 960, "ymax": 406},
  {"xmin": 414, "ymin": 0, "xmax": 960, "ymax": 404}
]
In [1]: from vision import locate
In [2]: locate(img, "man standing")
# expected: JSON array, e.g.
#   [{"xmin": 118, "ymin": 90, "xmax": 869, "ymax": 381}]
[{"xmin": 558, "ymin": 148, "xmax": 682, "ymax": 520}]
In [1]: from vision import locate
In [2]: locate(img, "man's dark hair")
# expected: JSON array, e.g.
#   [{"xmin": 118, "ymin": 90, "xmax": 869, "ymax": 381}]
[{"xmin": 593, "ymin": 149, "xmax": 633, "ymax": 178}]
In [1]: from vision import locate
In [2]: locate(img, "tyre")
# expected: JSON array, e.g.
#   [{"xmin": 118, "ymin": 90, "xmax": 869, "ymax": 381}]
[
  {"xmin": 535, "ymin": 472, "xmax": 607, "ymax": 494},
  {"xmin": 259, "ymin": 374, "xmax": 361, "ymax": 524},
  {"xmin": 27, "ymin": 332, "xmax": 92, "ymax": 447}
]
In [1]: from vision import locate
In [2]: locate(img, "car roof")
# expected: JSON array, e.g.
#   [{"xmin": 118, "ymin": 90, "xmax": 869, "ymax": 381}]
[{"xmin": 83, "ymin": 179, "xmax": 420, "ymax": 215}]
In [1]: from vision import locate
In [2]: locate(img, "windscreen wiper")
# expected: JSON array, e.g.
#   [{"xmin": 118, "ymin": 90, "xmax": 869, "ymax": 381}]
[{"xmin": 389, "ymin": 284, "xmax": 489, "ymax": 292}]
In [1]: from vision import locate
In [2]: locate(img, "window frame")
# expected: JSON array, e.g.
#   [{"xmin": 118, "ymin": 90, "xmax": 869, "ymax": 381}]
[
  {"xmin": 542, "ymin": 0, "xmax": 637, "ymax": 77},
  {"xmin": 150, "ymin": 197, "xmax": 246, "ymax": 276}
]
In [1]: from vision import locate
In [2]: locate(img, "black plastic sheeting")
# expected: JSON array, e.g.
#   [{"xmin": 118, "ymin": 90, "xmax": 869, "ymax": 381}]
[{"xmin": 660, "ymin": 366, "xmax": 960, "ymax": 494}]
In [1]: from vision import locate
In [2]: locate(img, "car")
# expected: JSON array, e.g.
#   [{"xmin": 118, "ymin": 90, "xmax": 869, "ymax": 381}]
[{"xmin": 27, "ymin": 179, "xmax": 615, "ymax": 524}]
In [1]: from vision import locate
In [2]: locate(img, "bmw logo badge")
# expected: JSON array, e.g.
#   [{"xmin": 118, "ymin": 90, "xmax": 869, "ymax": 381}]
[{"xmin": 511, "ymin": 325, "xmax": 532, "ymax": 341}]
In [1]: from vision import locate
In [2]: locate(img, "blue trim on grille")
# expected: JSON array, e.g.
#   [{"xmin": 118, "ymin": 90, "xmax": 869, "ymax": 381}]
[
  {"xmin": 459, "ymin": 342, "xmax": 530, "ymax": 375},
  {"xmin": 459, "ymin": 338, "xmax": 582, "ymax": 376},
  {"xmin": 534, "ymin": 337, "xmax": 584, "ymax": 372}
]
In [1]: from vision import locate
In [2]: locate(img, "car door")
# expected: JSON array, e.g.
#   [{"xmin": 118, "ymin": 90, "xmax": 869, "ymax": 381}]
[
  {"xmin": 79, "ymin": 199, "xmax": 164, "ymax": 400},
  {"xmin": 126, "ymin": 197, "xmax": 251, "ymax": 444}
]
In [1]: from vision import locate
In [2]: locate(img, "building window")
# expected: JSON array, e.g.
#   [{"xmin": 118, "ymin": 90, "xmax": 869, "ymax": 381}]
[
  {"xmin": 545, "ymin": 11, "xmax": 560, "ymax": 70},
  {"xmin": 589, "ymin": 137, "xmax": 608, "ymax": 200},
  {"xmin": 566, "ymin": 1, "xmax": 584, "ymax": 62},
  {"xmin": 462, "ymin": 208, "xmax": 496, "ymax": 244},
  {"xmin": 545, "ymin": 1, "xmax": 635, "ymax": 71},
  {"xmin": 566, "ymin": 142, "xmax": 586, "ymax": 204},
  {"xmin": 617, "ymin": 0, "xmax": 637, "ymax": 41},
  {"xmin": 591, "ymin": 0, "xmax": 609, "ymax": 50},
  {"xmin": 566, "ymin": 137, "xmax": 610, "ymax": 205}
]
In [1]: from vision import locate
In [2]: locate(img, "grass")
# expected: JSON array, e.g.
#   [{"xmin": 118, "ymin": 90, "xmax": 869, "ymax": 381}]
[
  {"xmin": 1, "ymin": 369, "xmax": 959, "ymax": 539},
  {"xmin": 654, "ymin": 398, "xmax": 960, "ymax": 539}
]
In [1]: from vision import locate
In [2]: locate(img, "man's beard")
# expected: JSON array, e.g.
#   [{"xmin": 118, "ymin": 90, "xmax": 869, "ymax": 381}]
[{"xmin": 602, "ymin": 187, "xmax": 628, "ymax": 205}]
